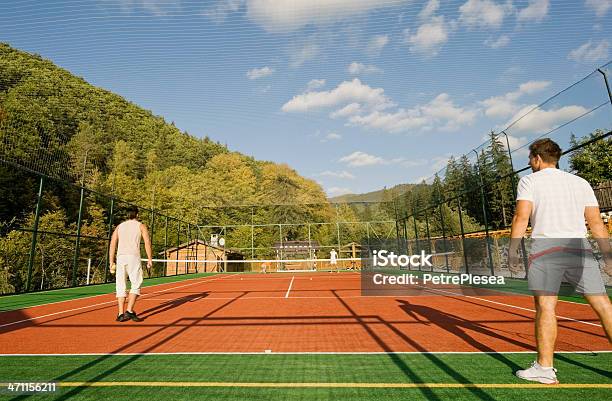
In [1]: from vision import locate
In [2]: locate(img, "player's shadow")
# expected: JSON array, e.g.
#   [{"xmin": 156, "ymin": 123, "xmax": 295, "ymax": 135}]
[
  {"xmin": 331, "ymin": 290, "xmax": 498, "ymax": 401},
  {"xmin": 396, "ymin": 299, "xmax": 524, "ymax": 372},
  {"xmin": 139, "ymin": 291, "xmax": 210, "ymax": 320}
]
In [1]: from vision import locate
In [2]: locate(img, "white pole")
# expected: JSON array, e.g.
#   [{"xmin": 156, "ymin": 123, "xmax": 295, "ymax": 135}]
[{"xmin": 86, "ymin": 258, "xmax": 91, "ymax": 285}]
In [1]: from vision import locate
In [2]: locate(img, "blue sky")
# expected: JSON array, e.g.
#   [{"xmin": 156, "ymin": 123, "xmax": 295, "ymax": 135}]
[{"xmin": 1, "ymin": 0, "xmax": 611, "ymax": 196}]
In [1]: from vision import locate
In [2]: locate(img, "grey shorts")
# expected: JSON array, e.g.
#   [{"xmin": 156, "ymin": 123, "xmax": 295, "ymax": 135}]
[{"xmin": 528, "ymin": 243, "xmax": 606, "ymax": 295}]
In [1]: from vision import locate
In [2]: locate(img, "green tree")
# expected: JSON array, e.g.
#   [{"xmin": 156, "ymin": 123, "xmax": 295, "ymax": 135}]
[{"xmin": 569, "ymin": 130, "xmax": 612, "ymax": 186}]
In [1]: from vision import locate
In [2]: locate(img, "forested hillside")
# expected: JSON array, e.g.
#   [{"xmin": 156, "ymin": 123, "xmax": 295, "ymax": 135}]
[{"xmin": 0, "ymin": 44, "xmax": 353, "ymax": 293}]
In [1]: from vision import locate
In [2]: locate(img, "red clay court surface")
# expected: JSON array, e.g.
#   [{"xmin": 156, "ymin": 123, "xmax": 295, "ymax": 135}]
[{"xmin": 0, "ymin": 272, "xmax": 610, "ymax": 355}]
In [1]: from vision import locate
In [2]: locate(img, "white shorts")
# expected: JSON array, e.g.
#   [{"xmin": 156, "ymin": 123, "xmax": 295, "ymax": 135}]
[{"xmin": 116, "ymin": 254, "xmax": 144, "ymax": 297}]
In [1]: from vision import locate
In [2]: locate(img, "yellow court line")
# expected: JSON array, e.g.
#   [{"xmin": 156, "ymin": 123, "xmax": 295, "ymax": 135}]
[{"xmin": 55, "ymin": 382, "xmax": 612, "ymax": 389}]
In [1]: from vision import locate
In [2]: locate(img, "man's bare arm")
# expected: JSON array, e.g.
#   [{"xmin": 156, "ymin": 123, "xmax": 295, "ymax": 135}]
[
  {"xmin": 141, "ymin": 224, "xmax": 153, "ymax": 268},
  {"xmin": 109, "ymin": 228, "xmax": 119, "ymax": 265},
  {"xmin": 585, "ymin": 206, "xmax": 611, "ymax": 274},
  {"xmin": 509, "ymin": 200, "xmax": 532, "ymax": 272},
  {"xmin": 511, "ymin": 200, "xmax": 532, "ymax": 238}
]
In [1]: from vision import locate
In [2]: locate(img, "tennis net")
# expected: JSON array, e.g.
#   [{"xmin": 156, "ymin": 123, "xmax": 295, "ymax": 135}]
[{"xmin": 143, "ymin": 257, "xmax": 363, "ymax": 274}]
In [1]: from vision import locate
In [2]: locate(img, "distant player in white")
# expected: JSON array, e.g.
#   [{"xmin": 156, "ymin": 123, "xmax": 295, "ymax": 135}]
[
  {"xmin": 109, "ymin": 206, "xmax": 153, "ymax": 322},
  {"xmin": 330, "ymin": 249, "xmax": 338, "ymax": 271},
  {"xmin": 509, "ymin": 138, "xmax": 612, "ymax": 384}
]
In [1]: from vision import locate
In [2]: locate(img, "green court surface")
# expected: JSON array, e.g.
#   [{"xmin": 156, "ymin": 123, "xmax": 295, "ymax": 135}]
[
  {"xmin": 0, "ymin": 353, "xmax": 610, "ymax": 400},
  {"xmin": 0, "ymin": 273, "xmax": 215, "ymax": 312}
]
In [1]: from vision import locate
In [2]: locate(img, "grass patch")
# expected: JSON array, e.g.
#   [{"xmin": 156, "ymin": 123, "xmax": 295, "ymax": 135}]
[{"xmin": 0, "ymin": 353, "xmax": 609, "ymax": 400}]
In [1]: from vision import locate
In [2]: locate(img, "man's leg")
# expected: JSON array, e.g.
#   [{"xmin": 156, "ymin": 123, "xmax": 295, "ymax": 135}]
[
  {"xmin": 584, "ymin": 294, "xmax": 612, "ymax": 342},
  {"xmin": 126, "ymin": 293, "xmax": 138, "ymax": 313},
  {"xmin": 117, "ymin": 297, "xmax": 126, "ymax": 315},
  {"xmin": 534, "ymin": 294, "xmax": 558, "ymax": 367}
]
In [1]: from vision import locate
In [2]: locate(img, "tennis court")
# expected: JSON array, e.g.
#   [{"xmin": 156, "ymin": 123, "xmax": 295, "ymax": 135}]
[{"xmin": 1, "ymin": 269, "xmax": 610, "ymax": 400}]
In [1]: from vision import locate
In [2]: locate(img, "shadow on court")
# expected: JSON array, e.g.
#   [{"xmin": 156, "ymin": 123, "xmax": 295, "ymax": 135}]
[
  {"xmin": 139, "ymin": 291, "xmax": 210, "ymax": 320},
  {"xmin": 8, "ymin": 281, "xmax": 246, "ymax": 401}
]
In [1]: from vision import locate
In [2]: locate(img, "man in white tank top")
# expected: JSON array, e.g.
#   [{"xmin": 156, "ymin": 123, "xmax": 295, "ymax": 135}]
[
  {"xmin": 509, "ymin": 138, "xmax": 611, "ymax": 383},
  {"xmin": 109, "ymin": 206, "xmax": 153, "ymax": 322}
]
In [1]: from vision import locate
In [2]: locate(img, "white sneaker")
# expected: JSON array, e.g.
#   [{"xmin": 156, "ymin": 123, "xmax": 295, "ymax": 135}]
[{"xmin": 515, "ymin": 361, "xmax": 559, "ymax": 384}]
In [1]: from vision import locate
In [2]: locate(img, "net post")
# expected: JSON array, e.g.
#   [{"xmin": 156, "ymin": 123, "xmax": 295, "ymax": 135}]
[{"xmin": 26, "ymin": 176, "xmax": 44, "ymax": 292}]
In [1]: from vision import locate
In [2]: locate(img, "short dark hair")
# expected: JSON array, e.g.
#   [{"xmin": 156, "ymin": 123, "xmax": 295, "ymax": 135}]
[
  {"xmin": 126, "ymin": 206, "xmax": 139, "ymax": 220},
  {"xmin": 529, "ymin": 138, "xmax": 561, "ymax": 164}
]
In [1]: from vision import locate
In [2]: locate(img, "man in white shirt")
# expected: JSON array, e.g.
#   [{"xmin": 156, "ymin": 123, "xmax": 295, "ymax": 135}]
[
  {"xmin": 509, "ymin": 138, "xmax": 612, "ymax": 384},
  {"xmin": 109, "ymin": 206, "xmax": 153, "ymax": 322},
  {"xmin": 330, "ymin": 249, "xmax": 338, "ymax": 271}
]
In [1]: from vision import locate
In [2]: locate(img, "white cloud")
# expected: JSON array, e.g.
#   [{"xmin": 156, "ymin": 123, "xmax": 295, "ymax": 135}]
[
  {"xmin": 517, "ymin": 0, "xmax": 549, "ymax": 22},
  {"xmin": 319, "ymin": 170, "xmax": 354, "ymax": 179},
  {"xmin": 484, "ymin": 35, "xmax": 510, "ymax": 48},
  {"xmin": 320, "ymin": 132, "xmax": 343, "ymax": 142},
  {"xmin": 518, "ymin": 80, "xmax": 551, "ymax": 94},
  {"xmin": 339, "ymin": 151, "xmax": 387, "ymax": 167},
  {"xmin": 586, "ymin": 0, "xmax": 611, "ymax": 17},
  {"xmin": 307, "ymin": 79, "xmax": 326, "ymax": 91},
  {"xmin": 459, "ymin": 0, "xmax": 511, "ymax": 29},
  {"xmin": 348, "ymin": 62, "xmax": 382, "ymax": 75},
  {"xmin": 290, "ymin": 41, "xmax": 320, "ymax": 68},
  {"xmin": 365, "ymin": 34, "xmax": 389, "ymax": 56},
  {"xmin": 327, "ymin": 187, "xmax": 353, "ymax": 196},
  {"xmin": 349, "ymin": 93, "xmax": 477, "ymax": 133},
  {"xmin": 568, "ymin": 40, "xmax": 610, "ymax": 63},
  {"xmin": 481, "ymin": 80, "xmax": 551, "ymax": 118},
  {"xmin": 330, "ymin": 103, "xmax": 362, "ymax": 118},
  {"xmin": 506, "ymin": 104, "xmax": 589, "ymax": 134},
  {"xmin": 281, "ymin": 79, "xmax": 394, "ymax": 113},
  {"xmin": 246, "ymin": 0, "xmax": 407, "ymax": 32},
  {"xmin": 246, "ymin": 66, "xmax": 274, "ymax": 79},
  {"xmin": 406, "ymin": 16, "xmax": 449, "ymax": 57},
  {"xmin": 419, "ymin": 0, "xmax": 440, "ymax": 20}
]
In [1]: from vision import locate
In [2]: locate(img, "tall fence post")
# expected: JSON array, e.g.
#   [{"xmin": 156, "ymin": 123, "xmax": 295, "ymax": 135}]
[
  {"xmin": 597, "ymin": 68, "xmax": 612, "ymax": 106},
  {"xmin": 423, "ymin": 206, "xmax": 432, "ymax": 258},
  {"xmin": 164, "ymin": 216, "xmax": 168, "ymax": 276},
  {"xmin": 472, "ymin": 150, "xmax": 495, "ymax": 275},
  {"xmin": 26, "ymin": 176, "xmax": 44, "ymax": 292},
  {"xmin": 176, "ymin": 220, "xmax": 180, "ymax": 275},
  {"xmin": 457, "ymin": 197, "xmax": 470, "ymax": 274},
  {"xmin": 438, "ymin": 203, "xmax": 449, "ymax": 272},
  {"xmin": 104, "ymin": 197, "xmax": 115, "ymax": 283},
  {"xmin": 501, "ymin": 131, "xmax": 529, "ymax": 273},
  {"xmin": 393, "ymin": 199, "xmax": 401, "ymax": 253},
  {"xmin": 72, "ymin": 186, "xmax": 85, "ymax": 287}
]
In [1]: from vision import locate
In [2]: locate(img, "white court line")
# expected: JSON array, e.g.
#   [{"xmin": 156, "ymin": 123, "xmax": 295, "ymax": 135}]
[
  {"xmin": 1, "ymin": 350, "xmax": 610, "ymax": 356},
  {"xmin": 285, "ymin": 276, "xmax": 295, "ymax": 299},
  {"xmin": 0, "ymin": 274, "xmax": 227, "ymax": 313},
  {"xmin": 0, "ymin": 274, "xmax": 237, "ymax": 329},
  {"xmin": 422, "ymin": 286, "xmax": 603, "ymax": 328}
]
